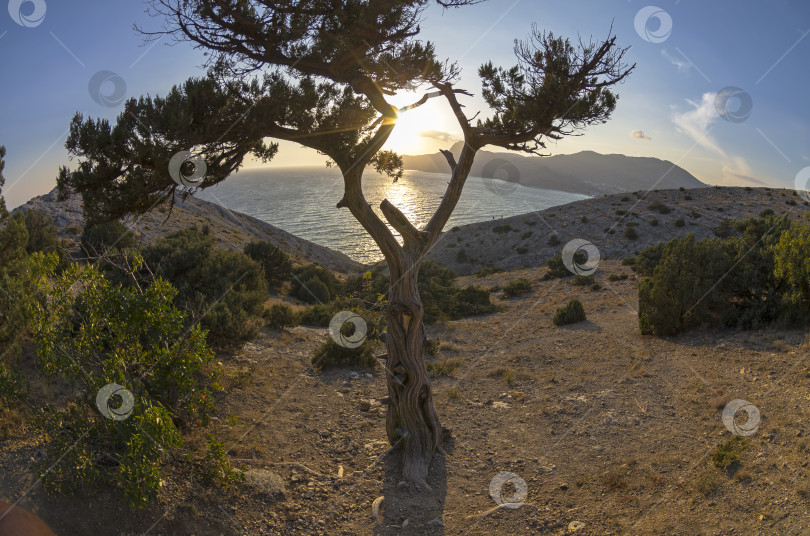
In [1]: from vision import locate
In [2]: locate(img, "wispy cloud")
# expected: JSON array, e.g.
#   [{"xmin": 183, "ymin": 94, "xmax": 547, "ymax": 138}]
[
  {"xmin": 418, "ymin": 130, "xmax": 459, "ymax": 143},
  {"xmin": 630, "ymin": 129, "xmax": 651, "ymax": 141},
  {"xmin": 661, "ymin": 49, "xmax": 691, "ymax": 73},
  {"xmin": 673, "ymin": 93, "xmax": 774, "ymax": 187},
  {"xmin": 672, "ymin": 92, "xmax": 726, "ymax": 156}
]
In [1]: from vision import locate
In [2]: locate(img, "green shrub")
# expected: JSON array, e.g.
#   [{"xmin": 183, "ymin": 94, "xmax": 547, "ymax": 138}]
[
  {"xmin": 515, "ymin": 246, "xmax": 529, "ymax": 254},
  {"xmin": 621, "ymin": 257, "xmax": 636, "ymax": 267},
  {"xmin": 712, "ymin": 436, "xmax": 749, "ymax": 471},
  {"xmin": 572, "ymin": 274, "xmax": 595, "ymax": 286},
  {"xmin": 474, "ymin": 266, "xmax": 506, "ymax": 277},
  {"xmin": 608, "ymin": 273, "xmax": 628, "ymax": 282},
  {"xmin": 264, "ymin": 303, "xmax": 299, "ymax": 329},
  {"xmin": 624, "ymin": 227, "xmax": 639, "ymax": 240},
  {"xmin": 553, "ymin": 299, "xmax": 586, "ymax": 326},
  {"xmin": 291, "ymin": 264, "xmax": 339, "ymax": 303},
  {"xmin": 503, "ymin": 278, "xmax": 532, "ymax": 297},
  {"xmin": 521, "ymin": 231, "xmax": 533, "ymax": 240},
  {"xmin": 774, "ymin": 217, "xmax": 810, "ymax": 319},
  {"xmin": 590, "ymin": 283, "xmax": 602, "ymax": 291},
  {"xmin": 674, "ymin": 218, "xmax": 685, "ymax": 227},
  {"xmin": 312, "ymin": 309, "xmax": 379, "ymax": 368},
  {"xmin": 420, "ymin": 261, "xmax": 497, "ymax": 322},
  {"xmin": 456, "ymin": 248, "xmax": 469, "ymax": 263},
  {"xmin": 650, "ymin": 218, "xmax": 659, "ymax": 226},
  {"xmin": 684, "ymin": 193, "xmax": 693, "ymax": 200},
  {"xmin": 581, "ymin": 215, "xmax": 589, "ymax": 223},
  {"xmin": 19, "ymin": 209, "xmax": 61, "ymax": 255},
  {"xmin": 142, "ymin": 228, "xmax": 266, "ymax": 347},
  {"xmin": 615, "ymin": 209, "xmax": 627, "ymax": 216},
  {"xmin": 648, "ymin": 200, "xmax": 671, "ymax": 214},
  {"xmin": 243, "ymin": 241, "xmax": 292, "ymax": 289},
  {"xmin": 493, "ymin": 224, "xmax": 512, "ymax": 234},
  {"xmin": 451, "ymin": 226, "xmax": 460, "ymax": 232},
  {"xmin": 547, "ymin": 233, "xmax": 561, "ymax": 246},
  {"xmin": 543, "ymin": 250, "xmax": 587, "ymax": 280},
  {"xmin": 80, "ymin": 220, "xmax": 136, "ymax": 257},
  {"xmin": 30, "ymin": 258, "xmax": 221, "ymax": 507}
]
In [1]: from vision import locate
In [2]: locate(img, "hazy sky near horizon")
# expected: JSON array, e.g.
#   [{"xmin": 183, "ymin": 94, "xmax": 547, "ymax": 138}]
[{"xmin": 1, "ymin": 0, "xmax": 809, "ymax": 209}]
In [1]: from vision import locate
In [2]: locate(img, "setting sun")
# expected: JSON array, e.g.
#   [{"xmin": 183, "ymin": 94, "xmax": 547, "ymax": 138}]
[{"xmin": 382, "ymin": 91, "xmax": 462, "ymax": 156}]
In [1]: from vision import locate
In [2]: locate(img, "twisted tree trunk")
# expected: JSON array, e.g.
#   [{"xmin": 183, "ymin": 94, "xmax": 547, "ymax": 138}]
[{"xmin": 384, "ymin": 257, "xmax": 442, "ymax": 489}]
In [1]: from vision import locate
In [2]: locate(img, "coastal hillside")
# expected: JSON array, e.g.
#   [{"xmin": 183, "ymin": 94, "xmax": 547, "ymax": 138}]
[
  {"xmin": 403, "ymin": 142, "xmax": 706, "ymax": 196},
  {"xmin": 427, "ymin": 186, "xmax": 808, "ymax": 275},
  {"xmin": 14, "ymin": 188, "xmax": 363, "ymax": 274}
]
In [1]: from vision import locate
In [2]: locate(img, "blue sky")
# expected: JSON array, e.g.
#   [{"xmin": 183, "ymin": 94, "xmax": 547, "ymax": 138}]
[{"xmin": 1, "ymin": 0, "xmax": 809, "ymax": 209}]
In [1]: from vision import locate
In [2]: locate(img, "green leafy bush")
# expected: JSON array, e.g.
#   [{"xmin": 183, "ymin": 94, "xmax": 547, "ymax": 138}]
[
  {"xmin": 291, "ymin": 264, "xmax": 339, "ymax": 303},
  {"xmin": 553, "ymin": 299, "xmax": 586, "ymax": 326},
  {"xmin": 474, "ymin": 266, "xmax": 506, "ymax": 277},
  {"xmin": 244, "ymin": 240, "xmax": 292, "ymax": 289},
  {"xmin": 142, "ymin": 228, "xmax": 267, "ymax": 347},
  {"xmin": 30, "ymin": 257, "xmax": 222, "ymax": 507},
  {"xmin": 674, "ymin": 218, "xmax": 685, "ymax": 227},
  {"xmin": 419, "ymin": 261, "xmax": 497, "ymax": 322},
  {"xmin": 624, "ymin": 227, "xmax": 639, "ymax": 240},
  {"xmin": 264, "ymin": 303, "xmax": 299, "ymax": 329},
  {"xmin": 503, "ymin": 278, "xmax": 532, "ymax": 297},
  {"xmin": 311, "ymin": 309, "xmax": 379, "ymax": 368},
  {"xmin": 774, "ymin": 217, "xmax": 810, "ymax": 319},
  {"xmin": 18, "ymin": 209, "xmax": 61, "ymax": 255},
  {"xmin": 543, "ymin": 251, "xmax": 587, "ymax": 280},
  {"xmin": 80, "ymin": 220, "xmax": 136, "ymax": 257},
  {"xmin": 648, "ymin": 200, "xmax": 671, "ymax": 214},
  {"xmin": 572, "ymin": 274, "xmax": 595, "ymax": 286}
]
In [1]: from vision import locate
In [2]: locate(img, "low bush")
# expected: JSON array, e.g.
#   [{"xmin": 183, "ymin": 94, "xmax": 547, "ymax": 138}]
[
  {"xmin": 572, "ymin": 274, "xmax": 595, "ymax": 286},
  {"xmin": 493, "ymin": 224, "xmax": 512, "ymax": 234},
  {"xmin": 674, "ymin": 218, "xmax": 685, "ymax": 227},
  {"xmin": 648, "ymin": 200, "xmax": 671, "ymax": 214},
  {"xmin": 243, "ymin": 241, "xmax": 292, "ymax": 289},
  {"xmin": 503, "ymin": 278, "xmax": 532, "ymax": 297},
  {"xmin": 474, "ymin": 266, "xmax": 506, "ymax": 277},
  {"xmin": 80, "ymin": 220, "xmax": 136, "ymax": 257},
  {"xmin": 543, "ymin": 250, "xmax": 587, "ymax": 280},
  {"xmin": 624, "ymin": 227, "xmax": 639, "ymax": 240},
  {"xmin": 30, "ymin": 257, "xmax": 223, "ymax": 507},
  {"xmin": 553, "ymin": 299, "xmax": 586, "ymax": 326},
  {"xmin": 311, "ymin": 309, "xmax": 379, "ymax": 369},
  {"xmin": 142, "ymin": 228, "xmax": 267, "ymax": 347},
  {"xmin": 291, "ymin": 264, "xmax": 340, "ymax": 304},
  {"xmin": 264, "ymin": 303, "xmax": 299, "ymax": 329}
]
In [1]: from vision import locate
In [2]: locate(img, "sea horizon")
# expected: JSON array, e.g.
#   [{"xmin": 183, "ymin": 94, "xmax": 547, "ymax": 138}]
[{"xmin": 196, "ymin": 166, "xmax": 590, "ymax": 264}]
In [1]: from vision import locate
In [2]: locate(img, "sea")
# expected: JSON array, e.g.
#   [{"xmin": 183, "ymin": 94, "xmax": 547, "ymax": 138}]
[{"xmin": 196, "ymin": 166, "xmax": 590, "ymax": 264}]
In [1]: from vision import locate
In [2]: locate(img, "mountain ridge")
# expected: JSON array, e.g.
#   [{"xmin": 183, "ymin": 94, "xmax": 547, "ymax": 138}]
[{"xmin": 402, "ymin": 143, "xmax": 706, "ymax": 196}]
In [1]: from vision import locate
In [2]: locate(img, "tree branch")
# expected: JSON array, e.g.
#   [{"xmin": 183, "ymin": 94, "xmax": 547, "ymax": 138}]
[{"xmin": 380, "ymin": 199, "xmax": 427, "ymax": 248}]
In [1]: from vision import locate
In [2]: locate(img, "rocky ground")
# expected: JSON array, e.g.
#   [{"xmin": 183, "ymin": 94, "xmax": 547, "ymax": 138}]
[
  {"xmin": 2, "ymin": 257, "xmax": 810, "ymax": 535},
  {"xmin": 427, "ymin": 186, "xmax": 808, "ymax": 275},
  {"xmin": 16, "ymin": 188, "xmax": 362, "ymax": 274}
]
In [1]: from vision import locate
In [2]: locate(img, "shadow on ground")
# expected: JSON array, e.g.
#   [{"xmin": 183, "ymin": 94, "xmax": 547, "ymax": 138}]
[{"xmin": 373, "ymin": 430, "xmax": 454, "ymax": 535}]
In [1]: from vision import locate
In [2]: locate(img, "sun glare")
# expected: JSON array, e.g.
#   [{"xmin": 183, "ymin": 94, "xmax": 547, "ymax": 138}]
[{"xmin": 381, "ymin": 91, "xmax": 461, "ymax": 156}]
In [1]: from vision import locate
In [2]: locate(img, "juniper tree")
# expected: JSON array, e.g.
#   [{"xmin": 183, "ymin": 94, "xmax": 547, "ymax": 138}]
[{"xmin": 58, "ymin": 0, "xmax": 633, "ymax": 488}]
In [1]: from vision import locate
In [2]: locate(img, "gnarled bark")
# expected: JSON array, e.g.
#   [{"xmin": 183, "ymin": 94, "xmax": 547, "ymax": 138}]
[{"xmin": 383, "ymin": 258, "xmax": 442, "ymax": 488}]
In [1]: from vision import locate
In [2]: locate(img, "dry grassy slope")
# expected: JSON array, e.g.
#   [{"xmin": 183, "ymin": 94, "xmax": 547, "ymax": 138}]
[
  {"xmin": 427, "ymin": 186, "xmax": 809, "ymax": 275},
  {"xmin": 16, "ymin": 188, "xmax": 363, "ymax": 274}
]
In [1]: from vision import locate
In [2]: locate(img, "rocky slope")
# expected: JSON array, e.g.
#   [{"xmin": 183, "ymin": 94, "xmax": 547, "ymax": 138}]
[
  {"xmin": 426, "ymin": 186, "xmax": 808, "ymax": 275},
  {"xmin": 15, "ymin": 188, "xmax": 363, "ymax": 274}
]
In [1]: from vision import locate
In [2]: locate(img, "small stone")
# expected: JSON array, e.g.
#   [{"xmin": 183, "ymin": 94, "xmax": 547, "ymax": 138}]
[
  {"xmin": 559, "ymin": 482, "xmax": 569, "ymax": 491},
  {"xmin": 358, "ymin": 400, "xmax": 372, "ymax": 412},
  {"xmin": 304, "ymin": 490, "xmax": 315, "ymax": 499},
  {"xmin": 568, "ymin": 520, "xmax": 585, "ymax": 532},
  {"xmin": 426, "ymin": 518, "xmax": 444, "ymax": 527}
]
